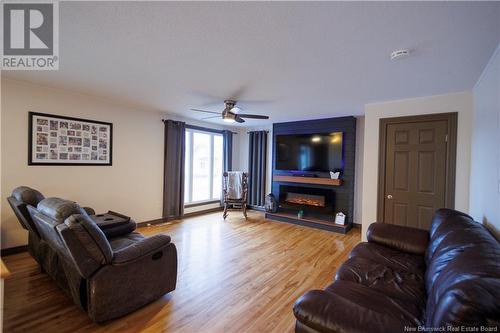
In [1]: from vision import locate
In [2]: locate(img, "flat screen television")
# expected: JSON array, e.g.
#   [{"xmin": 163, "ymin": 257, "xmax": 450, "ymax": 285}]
[{"xmin": 276, "ymin": 132, "xmax": 343, "ymax": 172}]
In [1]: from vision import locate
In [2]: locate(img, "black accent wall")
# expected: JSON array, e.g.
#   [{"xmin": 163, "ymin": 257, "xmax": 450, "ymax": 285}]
[{"xmin": 271, "ymin": 116, "xmax": 356, "ymax": 226}]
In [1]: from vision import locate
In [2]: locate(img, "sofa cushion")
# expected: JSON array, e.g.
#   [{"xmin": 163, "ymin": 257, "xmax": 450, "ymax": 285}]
[
  {"xmin": 425, "ymin": 209, "xmax": 500, "ymax": 327},
  {"xmin": 109, "ymin": 232, "xmax": 144, "ymax": 252},
  {"xmin": 56, "ymin": 214, "xmax": 113, "ymax": 278},
  {"xmin": 425, "ymin": 208, "xmax": 475, "ymax": 266},
  {"xmin": 10, "ymin": 186, "xmax": 45, "ymax": 234},
  {"xmin": 12, "ymin": 186, "xmax": 45, "ymax": 207},
  {"xmin": 367, "ymin": 222, "xmax": 429, "ymax": 255},
  {"xmin": 430, "ymin": 277, "xmax": 500, "ymax": 327},
  {"xmin": 335, "ymin": 256, "xmax": 426, "ymax": 308},
  {"xmin": 37, "ymin": 198, "xmax": 83, "ymax": 222},
  {"xmin": 7, "ymin": 195, "xmax": 39, "ymax": 234},
  {"xmin": 28, "ymin": 205, "xmax": 68, "ymax": 252},
  {"xmin": 427, "ymin": 208, "xmax": 473, "ymax": 244},
  {"xmin": 63, "ymin": 214, "xmax": 113, "ymax": 264},
  {"xmin": 349, "ymin": 242, "xmax": 425, "ymax": 273}
]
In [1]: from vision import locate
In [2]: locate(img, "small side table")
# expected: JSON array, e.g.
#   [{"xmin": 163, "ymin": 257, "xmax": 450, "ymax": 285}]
[{"xmin": 1, "ymin": 258, "xmax": 11, "ymax": 333}]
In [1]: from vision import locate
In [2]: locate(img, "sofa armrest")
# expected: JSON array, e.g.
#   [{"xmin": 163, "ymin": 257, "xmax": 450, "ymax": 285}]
[
  {"xmin": 294, "ymin": 290, "xmax": 344, "ymax": 333},
  {"xmin": 294, "ymin": 283, "xmax": 417, "ymax": 333},
  {"xmin": 112, "ymin": 234, "xmax": 171, "ymax": 265},
  {"xmin": 367, "ymin": 222, "xmax": 429, "ymax": 255},
  {"xmin": 88, "ymin": 239, "xmax": 177, "ymax": 322},
  {"xmin": 294, "ymin": 290, "xmax": 403, "ymax": 333}
]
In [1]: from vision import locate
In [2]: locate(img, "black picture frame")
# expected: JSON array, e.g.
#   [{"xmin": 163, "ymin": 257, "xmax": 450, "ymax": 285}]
[{"xmin": 28, "ymin": 112, "xmax": 113, "ymax": 166}]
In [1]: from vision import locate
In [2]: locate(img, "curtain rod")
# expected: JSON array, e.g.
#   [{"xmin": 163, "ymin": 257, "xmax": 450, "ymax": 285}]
[
  {"xmin": 187, "ymin": 124, "xmax": 238, "ymax": 135},
  {"xmin": 162, "ymin": 119, "xmax": 237, "ymax": 134},
  {"xmin": 247, "ymin": 130, "xmax": 269, "ymax": 134}
]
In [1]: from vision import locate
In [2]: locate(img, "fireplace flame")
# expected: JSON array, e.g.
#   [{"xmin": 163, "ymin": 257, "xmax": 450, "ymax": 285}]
[
  {"xmin": 285, "ymin": 192, "xmax": 326, "ymax": 207},
  {"xmin": 286, "ymin": 198, "xmax": 324, "ymax": 207}
]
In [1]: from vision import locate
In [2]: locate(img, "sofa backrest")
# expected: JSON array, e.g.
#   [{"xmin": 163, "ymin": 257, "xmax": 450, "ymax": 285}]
[
  {"xmin": 56, "ymin": 214, "xmax": 113, "ymax": 278},
  {"xmin": 425, "ymin": 208, "xmax": 500, "ymax": 327},
  {"xmin": 28, "ymin": 197, "xmax": 85, "ymax": 253},
  {"xmin": 12, "ymin": 186, "xmax": 45, "ymax": 207},
  {"xmin": 7, "ymin": 186, "xmax": 45, "ymax": 235}
]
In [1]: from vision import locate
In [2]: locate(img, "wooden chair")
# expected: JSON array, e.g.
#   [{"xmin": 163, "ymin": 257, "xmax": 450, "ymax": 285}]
[{"xmin": 223, "ymin": 172, "xmax": 248, "ymax": 219}]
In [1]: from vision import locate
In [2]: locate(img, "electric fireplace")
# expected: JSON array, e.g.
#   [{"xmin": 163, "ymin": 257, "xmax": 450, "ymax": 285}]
[
  {"xmin": 285, "ymin": 192, "xmax": 325, "ymax": 207},
  {"xmin": 278, "ymin": 185, "xmax": 335, "ymax": 218}
]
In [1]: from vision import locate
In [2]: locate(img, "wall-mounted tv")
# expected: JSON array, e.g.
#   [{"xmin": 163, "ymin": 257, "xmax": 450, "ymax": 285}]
[{"xmin": 276, "ymin": 132, "xmax": 343, "ymax": 172}]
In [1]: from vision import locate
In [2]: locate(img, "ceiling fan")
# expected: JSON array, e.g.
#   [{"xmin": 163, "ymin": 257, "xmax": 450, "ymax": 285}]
[{"xmin": 190, "ymin": 100, "xmax": 269, "ymax": 123}]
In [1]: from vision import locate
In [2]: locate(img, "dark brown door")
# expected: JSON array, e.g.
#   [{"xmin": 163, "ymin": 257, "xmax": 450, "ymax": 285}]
[{"xmin": 378, "ymin": 114, "xmax": 457, "ymax": 230}]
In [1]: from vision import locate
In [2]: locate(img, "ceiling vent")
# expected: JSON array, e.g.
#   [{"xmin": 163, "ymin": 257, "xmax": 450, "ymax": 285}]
[{"xmin": 390, "ymin": 49, "xmax": 410, "ymax": 60}]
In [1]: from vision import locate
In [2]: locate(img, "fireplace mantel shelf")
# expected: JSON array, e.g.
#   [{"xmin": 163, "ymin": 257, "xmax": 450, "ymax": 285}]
[{"xmin": 273, "ymin": 175, "xmax": 343, "ymax": 186}]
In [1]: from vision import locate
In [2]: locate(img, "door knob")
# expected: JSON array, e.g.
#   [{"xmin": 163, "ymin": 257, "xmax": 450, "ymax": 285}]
[{"xmin": 386, "ymin": 194, "xmax": 393, "ymax": 200}]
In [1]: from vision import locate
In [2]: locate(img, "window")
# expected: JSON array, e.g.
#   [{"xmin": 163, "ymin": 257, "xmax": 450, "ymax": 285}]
[{"xmin": 184, "ymin": 128, "xmax": 224, "ymax": 205}]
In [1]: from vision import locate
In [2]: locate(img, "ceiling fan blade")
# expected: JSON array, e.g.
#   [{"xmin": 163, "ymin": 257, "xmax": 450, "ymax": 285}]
[
  {"xmin": 234, "ymin": 116, "xmax": 245, "ymax": 123},
  {"xmin": 235, "ymin": 100, "xmax": 273, "ymax": 106},
  {"xmin": 201, "ymin": 115, "xmax": 221, "ymax": 120},
  {"xmin": 237, "ymin": 113, "xmax": 269, "ymax": 119},
  {"xmin": 190, "ymin": 108, "xmax": 220, "ymax": 115}
]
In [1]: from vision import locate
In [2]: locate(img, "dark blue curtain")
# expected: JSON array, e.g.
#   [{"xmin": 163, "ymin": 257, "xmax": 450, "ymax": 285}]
[
  {"xmin": 222, "ymin": 130, "xmax": 233, "ymax": 172},
  {"xmin": 220, "ymin": 130, "xmax": 233, "ymax": 205},
  {"xmin": 163, "ymin": 120, "xmax": 185, "ymax": 219},
  {"xmin": 248, "ymin": 131, "xmax": 267, "ymax": 207}
]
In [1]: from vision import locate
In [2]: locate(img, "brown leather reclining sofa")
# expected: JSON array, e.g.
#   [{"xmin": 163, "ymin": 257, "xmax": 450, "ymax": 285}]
[
  {"xmin": 294, "ymin": 209, "xmax": 500, "ymax": 332},
  {"xmin": 7, "ymin": 186, "xmax": 178, "ymax": 322}
]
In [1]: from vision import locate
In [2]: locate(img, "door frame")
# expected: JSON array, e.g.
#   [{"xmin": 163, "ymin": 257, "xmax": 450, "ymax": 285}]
[{"xmin": 376, "ymin": 112, "xmax": 458, "ymax": 223}]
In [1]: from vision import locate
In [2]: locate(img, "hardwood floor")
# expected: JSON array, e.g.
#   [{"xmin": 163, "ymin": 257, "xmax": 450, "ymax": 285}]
[{"xmin": 3, "ymin": 211, "xmax": 360, "ymax": 333}]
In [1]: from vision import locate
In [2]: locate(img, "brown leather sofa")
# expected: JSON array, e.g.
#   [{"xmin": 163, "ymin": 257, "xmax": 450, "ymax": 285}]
[
  {"xmin": 293, "ymin": 209, "xmax": 500, "ymax": 332},
  {"xmin": 7, "ymin": 186, "xmax": 130, "ymax": 264},
  {"xmin": 7, "ymin": 187, "xmax": 177, "ymax": 322}
]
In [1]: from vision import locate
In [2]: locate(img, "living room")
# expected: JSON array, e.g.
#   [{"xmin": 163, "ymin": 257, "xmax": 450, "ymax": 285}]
[{"xmin": 1, "ymin": 1, "xmax": 499, "ymax": 333}]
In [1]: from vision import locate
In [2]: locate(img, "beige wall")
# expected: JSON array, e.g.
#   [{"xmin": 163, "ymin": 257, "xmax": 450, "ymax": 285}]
[
  {"xmin": 1, "ymin": 79, "xmax": 234, "ymax": 249},
  {"xmin": 1, "ymin": 78, "xmax": 479, "ymax": 248},
  {"xmin": 361, "ymin": 91, "xmax": 473, "ymax": 240},
  {"xmin": 470, "ymin": 45, "xmax": 500, "ymax": 238}
]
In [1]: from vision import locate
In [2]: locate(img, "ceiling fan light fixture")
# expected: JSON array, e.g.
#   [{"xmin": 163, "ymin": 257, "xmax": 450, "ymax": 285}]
[
  {"xmin": 191, "ymin": 99, "xmax": 268, "ymax": 124},
  {"xmin": 223, "ymin": 111, "xmax": 236, "ymax": 123}
]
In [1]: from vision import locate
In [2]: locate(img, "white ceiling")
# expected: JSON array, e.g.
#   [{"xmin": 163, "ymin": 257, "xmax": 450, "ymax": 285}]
[{"xmin": 4, "ymin": 1, "xmax": 500, "ymax": 126}]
